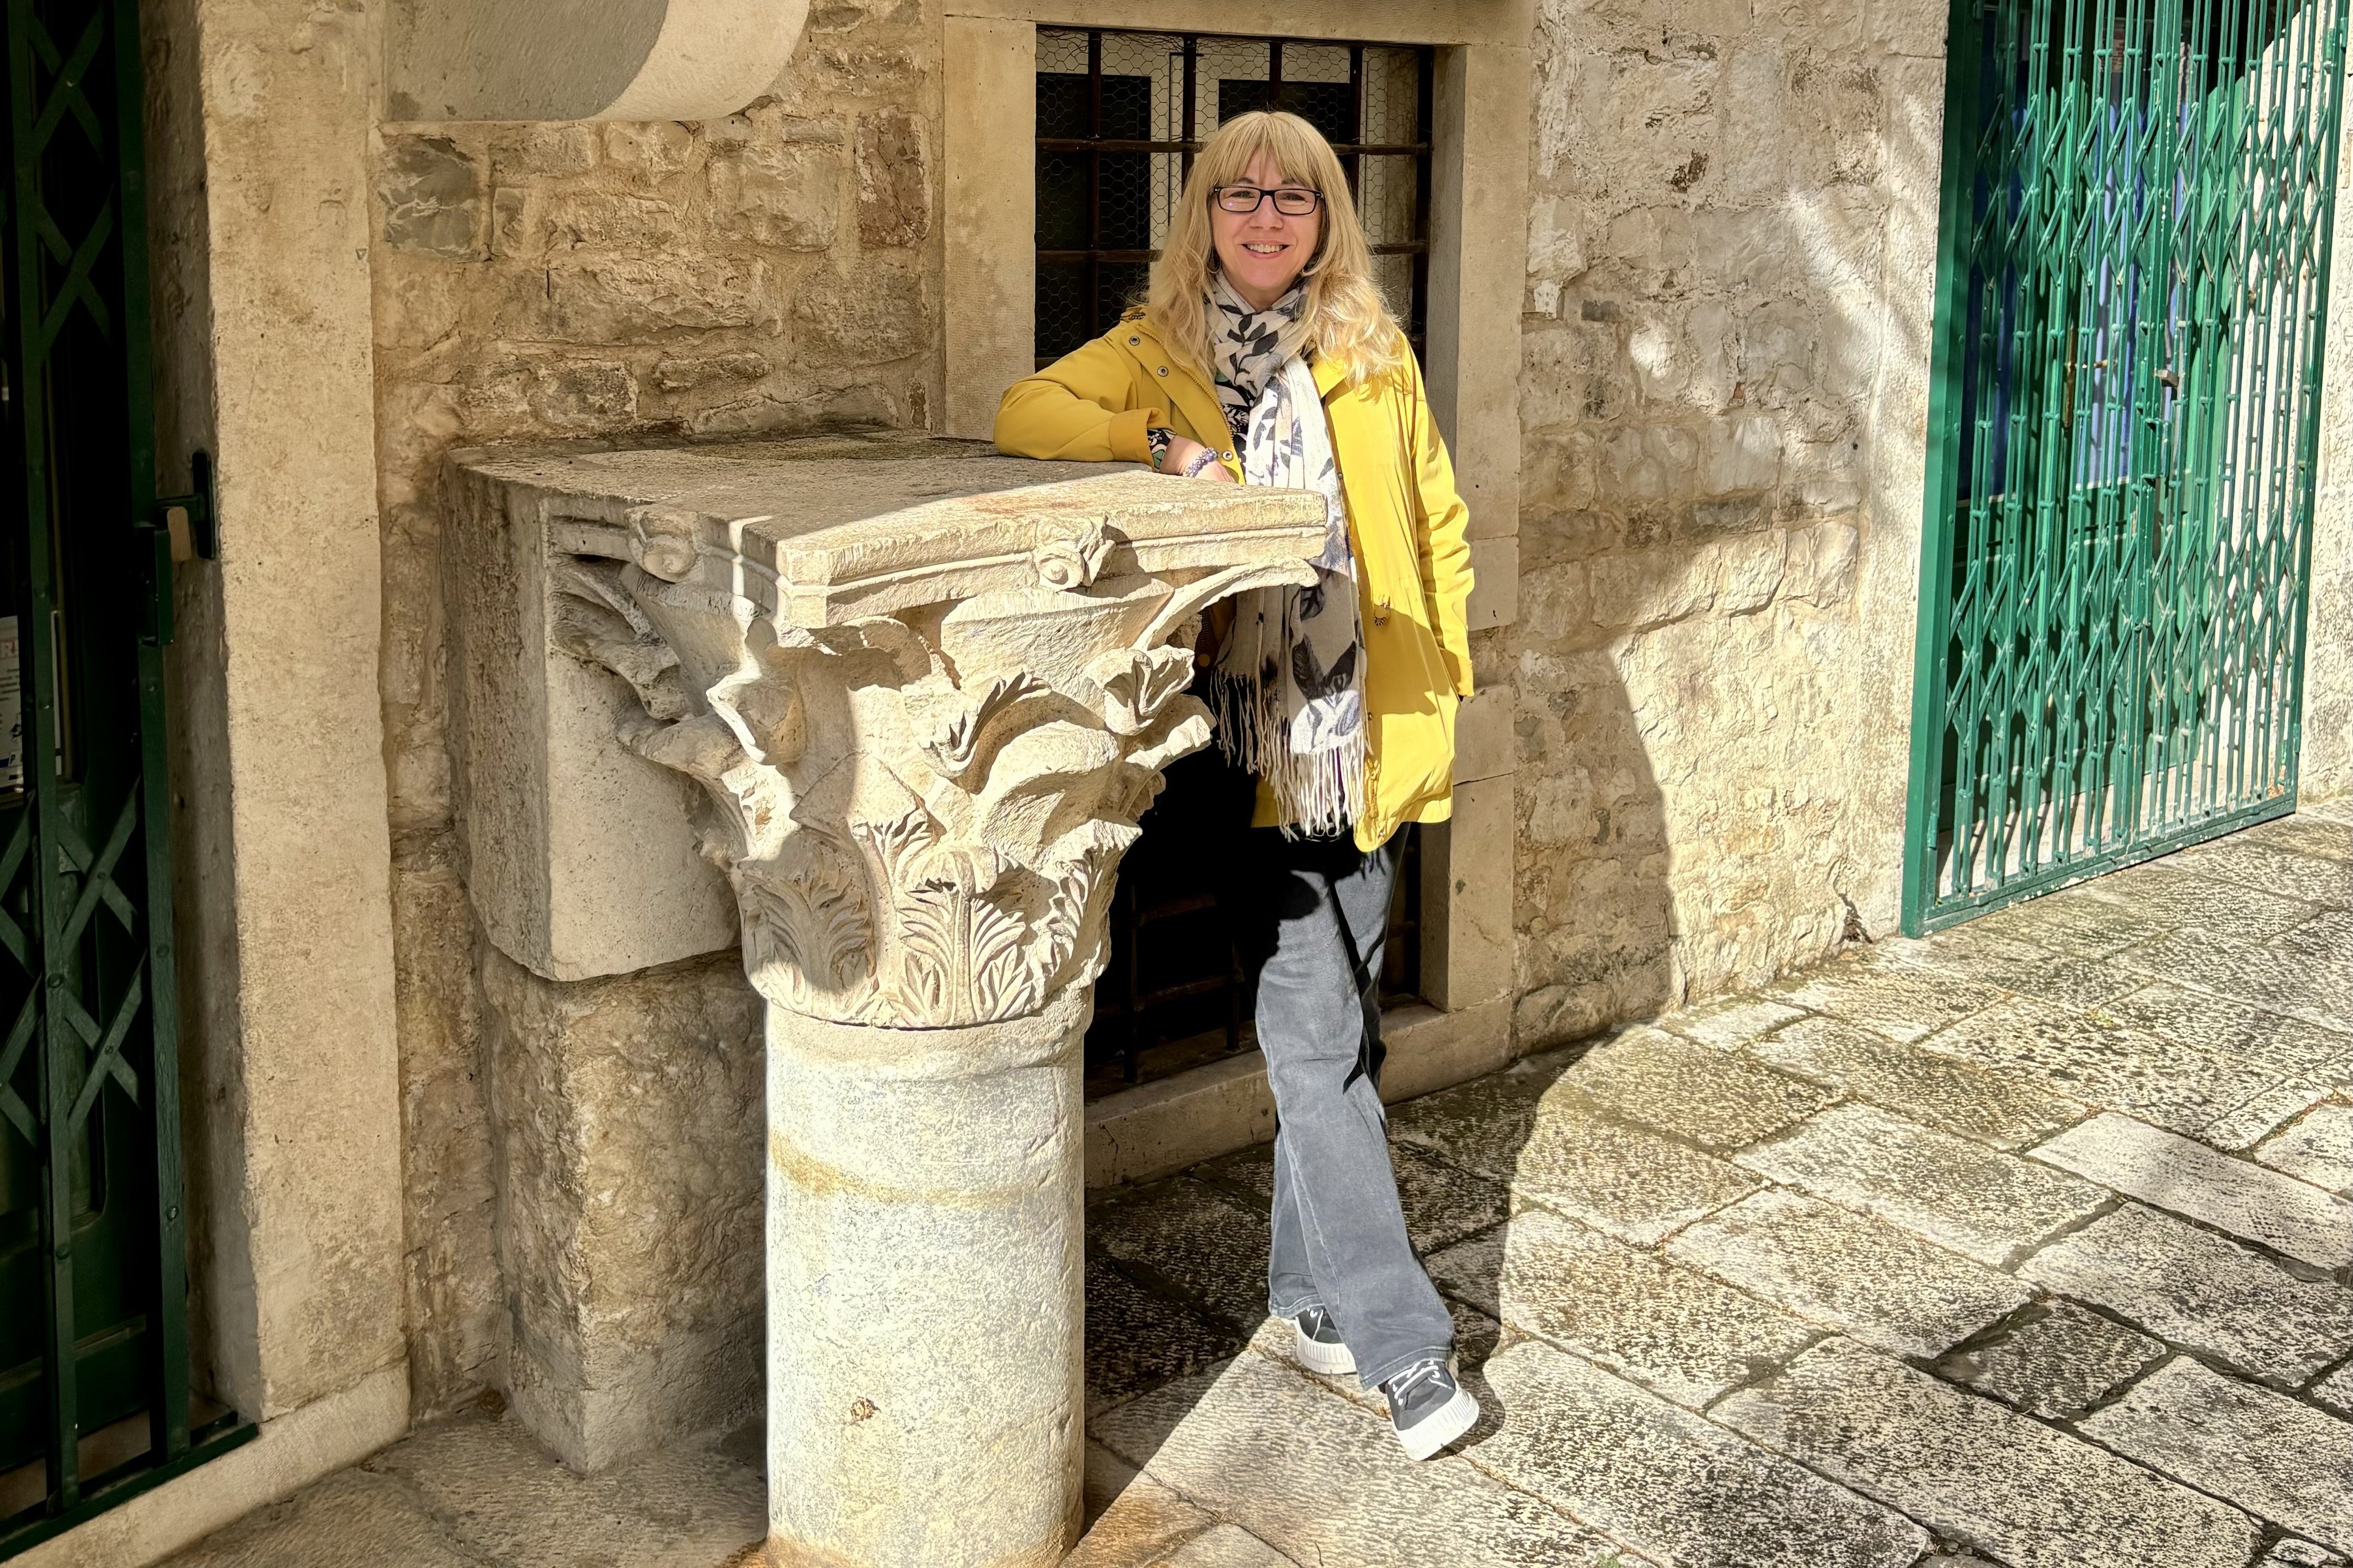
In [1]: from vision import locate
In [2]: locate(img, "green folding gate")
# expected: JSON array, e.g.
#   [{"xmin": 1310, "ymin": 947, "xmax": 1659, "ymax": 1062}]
[
  {"xmin": 0, "ymin": 0, "xmax": 243, "ymax": 1554},
  {"xmin": 1904, "ymin": 0, "xmax": 2350, "ymax": 932}
]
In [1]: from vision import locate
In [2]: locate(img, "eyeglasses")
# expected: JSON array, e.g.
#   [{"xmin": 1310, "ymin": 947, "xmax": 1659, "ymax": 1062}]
[{"xmin": 1213, "ymin": 185, "xmax": 1323, "ymax": 217}]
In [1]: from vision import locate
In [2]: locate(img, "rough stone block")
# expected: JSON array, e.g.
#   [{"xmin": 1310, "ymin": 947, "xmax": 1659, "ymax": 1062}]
[
  {"xmin": 1771, "ymin": 959, "xmax": 2004, "ymax": 1043},
  {"xmin": 2029, "ymin": 1112, "xmax": 2353, "ymax": 1268},
  {"xmin": 1666, "ymin": 1188, "xmax": 2030, "ymax": 1358},
  {"xmin": 1556, "ymin": 1025, "xmax": 1838, "ymax": 1149},
  {"xmin": 479, "ymin": 950, "xmax": 764, "ymax": 1471},
  {"xmin": 1090, "ymin": 1350, "xmax": 1629, "ymax": 1567},
  {"xmin": 1428, "ymin": 1206, "xmax": 1818, "ymax": 1407},
  {"xmin": 1940, "ymin": 1299, "xmax": 2165, "ymax": 1419},
  {"xmin": 379, "ymin": 136, "xmax": 484, "ymax": 260},
  {"xmin": 1930, "ymin": 997, "xmax": 2289, "ymax": 1139},
  {"xmin": 855, "ymin": 109, "xmax": 929, "ymax": 247},
  {"xmin": 2018, "ymin": 1203, "xmax": 2353, "ymax": 1385},
  {"xmin": 1472, "ymin": 1339, "xmax": 1928, "ymax": 1568},
  {"xmin": 1734, "ymin": 1101, "xmax": 2107, "ymax": 1266},
  {"xmin": 1747, "ymin": 1015, "xmax": 2084, "ymax": 1149},
  {"xmin": 2080, "ymin": 1356, "xmax": 2353, "ymax": 1553},
  {"xmin": 708, "ymin": 141, "xmax": 840, "ymax": 250},
  {"xmin": 1715, "ymin": 1338, "xmax": 2261, "ymax": 1568},
  {"xmin": 792, "ymin": 259, "xmax": 925, "ymax": 365},
  {"xmin": 525, "ymin": 256, "xmax": 777, "ymax": 342},
  {"xmin": 2256, "ymin": 1102, "xmax": 2353, "ymax": 1194}
]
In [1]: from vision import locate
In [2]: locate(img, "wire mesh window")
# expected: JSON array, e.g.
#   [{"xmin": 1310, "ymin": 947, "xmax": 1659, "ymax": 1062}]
[{"xmin": 1034, "ymin": 28, "xmax": 1436, "ymax": 368}]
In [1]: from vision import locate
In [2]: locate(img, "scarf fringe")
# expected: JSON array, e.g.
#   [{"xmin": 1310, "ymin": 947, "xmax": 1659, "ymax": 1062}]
[{"xmin": 1207, "ymin": 667, "xmax": 1367, "ymax": 841}]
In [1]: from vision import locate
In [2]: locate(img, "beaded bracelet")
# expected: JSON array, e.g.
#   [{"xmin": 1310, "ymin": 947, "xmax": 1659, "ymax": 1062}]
[{"xmin": 1180, "ymin": 447, "xmax": 1223, "ymax": 479}]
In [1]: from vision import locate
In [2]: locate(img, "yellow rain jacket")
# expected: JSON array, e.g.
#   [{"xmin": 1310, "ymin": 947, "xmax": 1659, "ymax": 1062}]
[{"xmin": 995, "ymin": 313, "xmax": 1475, "ymax": 850}]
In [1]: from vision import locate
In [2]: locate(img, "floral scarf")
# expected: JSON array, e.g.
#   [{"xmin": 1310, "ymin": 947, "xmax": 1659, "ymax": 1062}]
[{"xmin": 1203, "ymin": 277, "xmax": 1367, "ymax": 838}]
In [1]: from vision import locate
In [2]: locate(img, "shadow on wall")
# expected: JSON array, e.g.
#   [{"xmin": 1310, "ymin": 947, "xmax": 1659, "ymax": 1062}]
[{"xmin": 1508, "ymin": 0, "xmax": 1953, "ymax": 1040}]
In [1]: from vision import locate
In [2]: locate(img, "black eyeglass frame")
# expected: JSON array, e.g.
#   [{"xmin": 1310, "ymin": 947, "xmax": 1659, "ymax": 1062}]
[{"xmin": 1210, "ymin": 184, "xmax": 1325, "ymax": 216}]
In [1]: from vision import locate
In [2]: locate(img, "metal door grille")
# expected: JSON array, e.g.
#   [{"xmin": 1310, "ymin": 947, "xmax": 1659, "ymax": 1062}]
[
  {"xmin": 1034, "ymin": 27, "xmax": 1435, "ymax": 367},
  {"xmin": 1903, "ymin": 0, "xmax": 2349, "ymax": 932},
  {"xmin": 0, "ymin": 0, "xmax": 244, "ymax": 1554}
]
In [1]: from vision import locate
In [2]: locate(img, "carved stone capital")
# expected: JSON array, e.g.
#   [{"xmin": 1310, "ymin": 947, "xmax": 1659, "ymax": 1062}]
[{"xmin": 456, "ymin": 433, "xmax": 1322, "ymax": 1030}]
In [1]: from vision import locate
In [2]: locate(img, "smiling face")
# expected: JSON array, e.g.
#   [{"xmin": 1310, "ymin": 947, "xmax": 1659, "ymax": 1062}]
[{"xmin": 1209, "ymin": 149, "xmax": 1322, "ymax": 311}]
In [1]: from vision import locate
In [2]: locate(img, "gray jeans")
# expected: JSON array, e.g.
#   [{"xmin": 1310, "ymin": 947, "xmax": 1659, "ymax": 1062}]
[{"xmin": 1233, "ymin": 827, "xmax": 1455, "ymax": 1390}]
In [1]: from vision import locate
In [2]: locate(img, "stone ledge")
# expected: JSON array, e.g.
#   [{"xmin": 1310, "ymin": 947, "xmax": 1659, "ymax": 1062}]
[{"xmin": 1083, "ymin": 998, "xmax": 1514, "ymax": 1188}]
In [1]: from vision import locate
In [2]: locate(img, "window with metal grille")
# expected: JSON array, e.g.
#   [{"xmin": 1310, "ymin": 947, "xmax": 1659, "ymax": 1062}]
[
  {"xmin": 1034, "ymin": 28, "xmax": 1436, "ymax": 368},
  {"xmin": 1037, "ymin": 28, "xmax": 1432, "ymax": 1094}
]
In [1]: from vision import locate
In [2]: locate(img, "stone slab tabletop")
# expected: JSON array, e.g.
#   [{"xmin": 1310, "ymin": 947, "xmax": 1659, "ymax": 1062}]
[{"xmin": 449, "ymin": 429, "xmax": 1327, "ymax": 626}]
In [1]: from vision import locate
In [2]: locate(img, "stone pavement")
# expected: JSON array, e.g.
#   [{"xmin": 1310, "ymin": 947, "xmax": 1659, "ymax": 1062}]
[{"xmin": 159, "ymin": 806, "xmax": 2352, "ymax": 1568}]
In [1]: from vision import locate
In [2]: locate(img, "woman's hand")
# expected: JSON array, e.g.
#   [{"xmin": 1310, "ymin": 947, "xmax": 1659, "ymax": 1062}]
[{"xmin": 1162, "ymin": 434, "xmax": 1236, "ymax": 483}]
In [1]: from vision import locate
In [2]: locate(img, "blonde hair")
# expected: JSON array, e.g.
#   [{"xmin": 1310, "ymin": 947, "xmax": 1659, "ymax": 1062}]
[{"xmin": 1143, "ymin": 110, "xmax": 1406, "ymax": 388}]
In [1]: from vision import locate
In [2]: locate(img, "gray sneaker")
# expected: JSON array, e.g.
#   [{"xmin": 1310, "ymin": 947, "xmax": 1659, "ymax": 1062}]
[
  {"xmin": 1380, "ymin": 1357, "xmax": 1479, "ymax": 1460},
  {"xmin": 1290, "ymin": 1305, "xmax": 1356, "ymax": 1376}
]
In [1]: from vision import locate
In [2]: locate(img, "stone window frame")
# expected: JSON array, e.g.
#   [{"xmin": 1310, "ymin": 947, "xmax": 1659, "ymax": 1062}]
[{"xmin": 941, "ymin": 0, "xmax": 1533, "ymax": 1178}]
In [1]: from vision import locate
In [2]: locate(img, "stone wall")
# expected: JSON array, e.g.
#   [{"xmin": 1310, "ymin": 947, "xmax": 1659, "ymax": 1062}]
[
  {"xmin": 372, "ymin": 0, "xmax": 944, "ymax": 1419},
  {"xmin": 1509, "ymin": 0, "xmax": 1947, "ymax": 1047}
]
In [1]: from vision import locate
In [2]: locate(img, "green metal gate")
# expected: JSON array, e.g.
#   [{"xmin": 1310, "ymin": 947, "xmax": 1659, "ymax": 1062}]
[
  {"xmin": 0, "ymin": 0, "xmax": 244, "ymax": 1554},
  {"xmin": 1904, "ymin": 0, "xmax": 2350, "ymax": 932}
]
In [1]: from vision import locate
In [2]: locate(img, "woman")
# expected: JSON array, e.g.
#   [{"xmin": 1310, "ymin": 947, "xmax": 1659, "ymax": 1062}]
[{"xmin": 996, "ymin": 111, "xmax": 1477, "ymax": 1460}]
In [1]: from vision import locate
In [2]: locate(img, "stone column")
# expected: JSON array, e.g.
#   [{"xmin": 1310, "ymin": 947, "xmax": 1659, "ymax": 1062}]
[{"xmin": 479, "ymin": 437, "xmax": 1322, "ymax": 1566}]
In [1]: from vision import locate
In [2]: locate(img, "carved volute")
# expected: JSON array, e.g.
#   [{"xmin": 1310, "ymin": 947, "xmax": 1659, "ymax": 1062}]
[{"xmin": 456, "ymin": 432, "xmax": 1324, "ymax": 1030}]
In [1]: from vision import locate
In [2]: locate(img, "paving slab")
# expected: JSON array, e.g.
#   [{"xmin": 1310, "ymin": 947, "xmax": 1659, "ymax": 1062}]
[
  {"xmin": 2258, "ymin": 1542, "xmax": 2348, "ymax": 1568},
  {"xmin": 2117, "ymin": 928, "xmax": 2353, "ymax": 1033},
  {"xmin": 1427, "ymin": 1206, "xmax": 1818, "ymax": 1407},
  {"xmin": 1714, "ymin": 1337, "xmax": 2261, "ymax": 1568},
  {"xmin": 1085, "ymin": 1256, "xmax": 1246, "ymax": 1416},
  {"xmin": 2256, "ymin": 1102, "xmax": 2353, "ymax": 1194},
  {"xmin": 362, "ymin": 1412, "xmax": 764, "ymax": 1568},
  {"xmin": 2073, "ymin": 860, "xmax": 2322, "ymax": 942},
  {"xmin": 1151, "ymin": 1524, "xmax": 1300, "ymax": 1567},
  {"xmin": 1090, "ymin": 1179, "xmax": 1274, "ymax": 1331},
  {"xmin": 2017, "ymin": 1203, "xmax": 2353, "ymax": 1385},
  {"xmin": 1874, "ymin": 926, "xmax": 2146, "ymax": 1010},
  {"xmin": 1747, "ymin": 1015, "xmax": 2085, "ymax": 1149},
  {"xmin": 1071, "ymin": 1453, "xmax": 1224, "ymax": 1568},
  {"xmin": 1665, "ymin": 1187, "xmax": 2030, "ymax": 1358},
  {"xmin": 1664, "ymin": 995, "xmax": 1809, "ymax": 1049},
  {"xmin": 2201, "ymin": 1080, "xmax": 2340, "ymax": 1153},
  {"xmin": 1938, "ymin": 1299, "xmax": 2165, "ymax": 1419},
  {"xmin": 1395, "ymin": 1073, "xmax": 1760, "ymax": 1246},
  {"xmin": 1734, "ymin": 1101, "xmax": 2109, "ymax": 1266},
  {"xmin": 2243, "ymin": 815, "xmax": 2353, "ymax": 863},
  {"xmin": 1770, "ymin": 959, "xmax": 2006, "ymax": 1043},
  {"xmin": 2079, "ymin": 1355, "xmax": 2353, "ymax": 1553},
  {"xmin": 2029, "ymin": 1112, "xmax": 2353, "ymax": 1269},
  {"xmin": 2101, "ymin": 981, "xmax": 2352, "ymax": 1088},
  {"xmin": 1554, "ymin": 1026, "xmax": 1839, "ymax": 1149},
  {"xmin": 1962, "ymin": 885, "xmax": 2178, "ymax": 958},
  {"xmin": 1090, "ymin": 1348, "xmax": 1628, "ymax": 1567},
  {"xmin": 2169, "ymin": 837, "xmax": 2353, "ymax": 908},
  {"xmin": 2318, "ymin": 1360, "xmax": 2353, "ymax": 1414},
  {"xmin": 1928, "ymin": 996, "xmax": 2290, "ymax": 1139},
  {"xmin": 1471, "ymin": 1338, "xmax": 1928, "ymax": 1568},
  {"xmin": 162, "ymin": 1469, "xmax": 483, "ymax": 1568},
  {"xmin": 1201, "ymin": 1139, "xmax": 1510, "ymax": 1256}
]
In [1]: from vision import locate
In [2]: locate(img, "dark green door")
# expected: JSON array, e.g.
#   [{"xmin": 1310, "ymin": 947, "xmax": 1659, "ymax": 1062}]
[
  {"xmin": 1903, "ymin": 0, "xmax": 2349, "ymax": 932},
  {"xmin": 0, "ymin": 0, "xmax": 244, "ymax": 1554}
]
